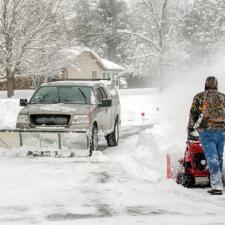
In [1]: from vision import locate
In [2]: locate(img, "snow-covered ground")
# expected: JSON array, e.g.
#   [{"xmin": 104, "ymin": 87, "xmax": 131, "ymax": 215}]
[{"xmin": 1, "ymin": 82, "xmax": 225, "ymax": 225}]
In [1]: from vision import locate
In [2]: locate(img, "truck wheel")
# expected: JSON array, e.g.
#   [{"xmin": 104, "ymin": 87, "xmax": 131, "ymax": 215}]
[
  {"xmin": 89, "ymin": 125, "xmax": 98, "ymax": 156},
  {"xmin": 106, "ymin": 120, "xmax": 119, "ymax": 147}
]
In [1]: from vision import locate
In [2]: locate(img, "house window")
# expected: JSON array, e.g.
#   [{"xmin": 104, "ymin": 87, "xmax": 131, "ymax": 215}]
[
  {"xmin": 103, "ymin": 72, "xmax": 110, "ymax": 80},
  {"xmin": 92, "ymin": 71, "xmax": 97, "ymax": 79}
]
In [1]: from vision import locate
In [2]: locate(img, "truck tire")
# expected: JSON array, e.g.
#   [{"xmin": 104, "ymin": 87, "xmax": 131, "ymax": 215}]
[
  {"xmin": 89, "ymin": 125, "xmax": 98, "ymax": 156},
  {"xmin": 106, "ymin": 119, "xmax": 119, "ymax": 147}
]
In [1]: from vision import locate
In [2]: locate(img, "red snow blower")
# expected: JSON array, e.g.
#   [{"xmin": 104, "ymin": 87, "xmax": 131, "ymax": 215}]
[{"xmin": 176, "ymin": 135, "xmax": 210, "ymax": 187}]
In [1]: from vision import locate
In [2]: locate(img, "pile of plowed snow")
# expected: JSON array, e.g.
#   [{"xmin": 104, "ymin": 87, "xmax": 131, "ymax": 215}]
[
  {"xmin": 113, "ymin": 130, "xmax": 166, "ymax": 182},
  {"xmin": 0, "ymin": 90, "xmax": 34, "ymax": 129},
  {"xmin": 0, "ymin": 99, "xmax": 22, "ymax": 129}
]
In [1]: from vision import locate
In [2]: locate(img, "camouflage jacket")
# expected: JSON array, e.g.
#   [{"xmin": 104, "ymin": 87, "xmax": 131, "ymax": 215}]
[{"xmin": 188, "ymin": 90, "xmax": 225, "ymax": 132}]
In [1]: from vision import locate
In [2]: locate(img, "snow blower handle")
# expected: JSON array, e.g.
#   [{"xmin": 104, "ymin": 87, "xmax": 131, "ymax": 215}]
[{"xmin": 187, "ymin": 129, "xmax": 199, "ymax": 141}]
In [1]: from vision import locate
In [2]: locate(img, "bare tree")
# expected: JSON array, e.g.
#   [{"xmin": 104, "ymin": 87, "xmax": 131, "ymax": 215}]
[{"xmin": 0, "ymin": 0, "xmax": 61, "ymax": 97}]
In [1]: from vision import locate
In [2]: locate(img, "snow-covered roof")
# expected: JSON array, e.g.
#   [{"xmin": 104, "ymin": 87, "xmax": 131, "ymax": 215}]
[
  {"xmin": 60, "ymin": 47, "xmax": 88, "ymax": 60},
  {"xmin": 60, "ymin": 47, "xmax": 125, "ymax": 71},
  {"xmin": 101, "ymin": 58, "xmax": 125, "ymax": 71}
]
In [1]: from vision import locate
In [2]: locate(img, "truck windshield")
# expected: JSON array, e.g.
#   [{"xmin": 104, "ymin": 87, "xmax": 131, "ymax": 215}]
[{"xmin": 30, "ymin": 86, "xmax": 92, "ymax": 104}]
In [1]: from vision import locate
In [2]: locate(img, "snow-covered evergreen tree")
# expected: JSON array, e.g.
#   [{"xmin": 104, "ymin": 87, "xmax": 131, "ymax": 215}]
[
  {"xmin": 94, "ymin": 0, "xmax": 130, "ymax": 63},
  {"xmin": 70, "ymin": 0, "xmax": 129, "ymax": 64}
]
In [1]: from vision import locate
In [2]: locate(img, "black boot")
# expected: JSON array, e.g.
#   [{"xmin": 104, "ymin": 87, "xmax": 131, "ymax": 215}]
[{"xmin": 207, "ymin": 189, "xmax": 223, "ymax": 195}]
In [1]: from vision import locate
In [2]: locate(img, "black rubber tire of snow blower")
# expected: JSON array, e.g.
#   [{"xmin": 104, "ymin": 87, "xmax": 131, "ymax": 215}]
[
  {"xmin": 106, "ymin": 119, "xmax": 119, "ymax": 147},
  {"xmin": 89, "ymin": 125, "xmax": 98, "ymax": 156}
]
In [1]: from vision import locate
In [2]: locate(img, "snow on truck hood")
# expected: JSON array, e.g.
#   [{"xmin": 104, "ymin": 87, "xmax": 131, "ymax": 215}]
[{"xmin": 20, "ymin": 103, "xmax": 91, "ymax": 115}]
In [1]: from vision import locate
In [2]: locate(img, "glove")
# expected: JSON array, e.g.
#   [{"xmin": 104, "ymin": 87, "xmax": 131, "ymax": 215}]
[{"xmin": 187, "ymin": 128, "xmax": 199, "ymax": 141}]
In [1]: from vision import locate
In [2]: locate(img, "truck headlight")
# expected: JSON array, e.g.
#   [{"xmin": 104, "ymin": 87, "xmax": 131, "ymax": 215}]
[
  {"xmin": 17, "ymin": 114, "xmax": 29, "ymax": 124},
  {"xmin": 72, "ymin": 115, "xmax": 89, "ymax": 124}
]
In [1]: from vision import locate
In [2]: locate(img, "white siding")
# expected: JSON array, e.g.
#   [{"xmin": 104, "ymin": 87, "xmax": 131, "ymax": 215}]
[{"xmin": 67, "ymin": 52, "xmax": 104, "ymax": 79}]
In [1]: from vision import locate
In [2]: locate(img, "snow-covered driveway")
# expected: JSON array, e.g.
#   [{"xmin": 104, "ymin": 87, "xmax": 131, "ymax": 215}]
[{"xmin": 1, "ymin": 88, "xmax": 225, "ymax": 225}]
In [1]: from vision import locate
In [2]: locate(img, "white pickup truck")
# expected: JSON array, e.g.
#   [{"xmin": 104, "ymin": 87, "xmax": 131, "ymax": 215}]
[{"xmin": 15, "ymin": 80, "xmax": 121, "ymax": 156}]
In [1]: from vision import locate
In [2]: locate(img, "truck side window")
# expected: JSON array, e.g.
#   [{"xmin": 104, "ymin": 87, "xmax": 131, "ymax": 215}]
[
  {"xmin": 96, "ymin": 88, "xmax": 103, "ymax": 101},
  {"xmin": 99, "ymin": 87, "xmax": 107, "ymax": 99}
]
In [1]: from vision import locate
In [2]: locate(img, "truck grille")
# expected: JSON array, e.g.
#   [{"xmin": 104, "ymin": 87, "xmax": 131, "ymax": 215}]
[{"xmin": 30, "ymin": 114, "xmax": 71, "ymax": 126}]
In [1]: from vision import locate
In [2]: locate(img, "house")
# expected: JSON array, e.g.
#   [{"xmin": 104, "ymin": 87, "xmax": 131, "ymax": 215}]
[
  {"xmin": 0, "ymin": 48, "xmax": 127, "ymax": 91},
  {"xmin": 60, "ymin": 48, "xmax": 126, "ymax": 88}
]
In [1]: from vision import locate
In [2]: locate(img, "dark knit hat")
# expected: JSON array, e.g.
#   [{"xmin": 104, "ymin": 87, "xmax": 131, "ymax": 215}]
[{"xmin": 205, "ymin": 76, "xmax": 218, "ymax": 90}]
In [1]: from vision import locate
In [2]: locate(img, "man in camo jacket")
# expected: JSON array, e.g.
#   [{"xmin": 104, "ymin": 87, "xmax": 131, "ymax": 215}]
[{"xmin": 188, "ymin": 76, "xmax": 225, "ymax": 195}]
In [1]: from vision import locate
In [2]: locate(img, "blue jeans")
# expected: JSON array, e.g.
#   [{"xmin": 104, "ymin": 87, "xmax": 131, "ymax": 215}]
[{"xmin": 199, "ymin": 130, "xmax": 225, "ymax": 190}]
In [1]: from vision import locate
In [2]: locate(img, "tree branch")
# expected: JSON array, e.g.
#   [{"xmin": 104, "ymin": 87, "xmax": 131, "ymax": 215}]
[{"xmin": 119, "ymin": 29, "xmax": 162, "ymax": 53}]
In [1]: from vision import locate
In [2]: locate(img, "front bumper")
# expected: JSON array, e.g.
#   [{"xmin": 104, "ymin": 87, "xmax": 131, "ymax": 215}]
[
  {"xmin": 0, "ymin": 128, "xmax": 90, "ymax": 153},
  {"xmin": 16, "ymin": 123, "xmax": 90, "ymax": 130}
]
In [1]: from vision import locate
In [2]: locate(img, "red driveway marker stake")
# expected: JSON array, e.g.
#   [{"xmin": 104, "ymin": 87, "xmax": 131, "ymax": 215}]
[
  {"xmin": 141, "ymin": 112, "xmax": 145, "ymax": 124},
  {"xmin": 166, "ymin": 153, "xmax": 172, "ymax": 179}
]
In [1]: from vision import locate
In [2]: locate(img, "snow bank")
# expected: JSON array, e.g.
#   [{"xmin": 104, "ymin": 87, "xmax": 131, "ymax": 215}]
[
  {"xmin": 0, "ymin": 99, "xmax": 21, "ymax": 129},
  {"xmin": 0, "ymin": 89, "xmax": 34, "ymax": 99},
  {"xmin": 89, "ymin": 151, "xmax": 108, "ymax": 163},
  {"xmin": 117, "ymin": 130, "xmax": 166, "ymax": 182},
  {"xmin": 0, "ymin": 90, "xmax": 34, "ymax": 129}
]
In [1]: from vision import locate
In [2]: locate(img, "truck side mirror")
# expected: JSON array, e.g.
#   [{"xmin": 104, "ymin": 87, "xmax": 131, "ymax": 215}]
[
  {"xmin": 20, "ymin": 99, "xmax": 28, "ymax": 106},
  {"xmin": 99, "ymin": 99, "xmax": 112, "ymax": 107}
]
